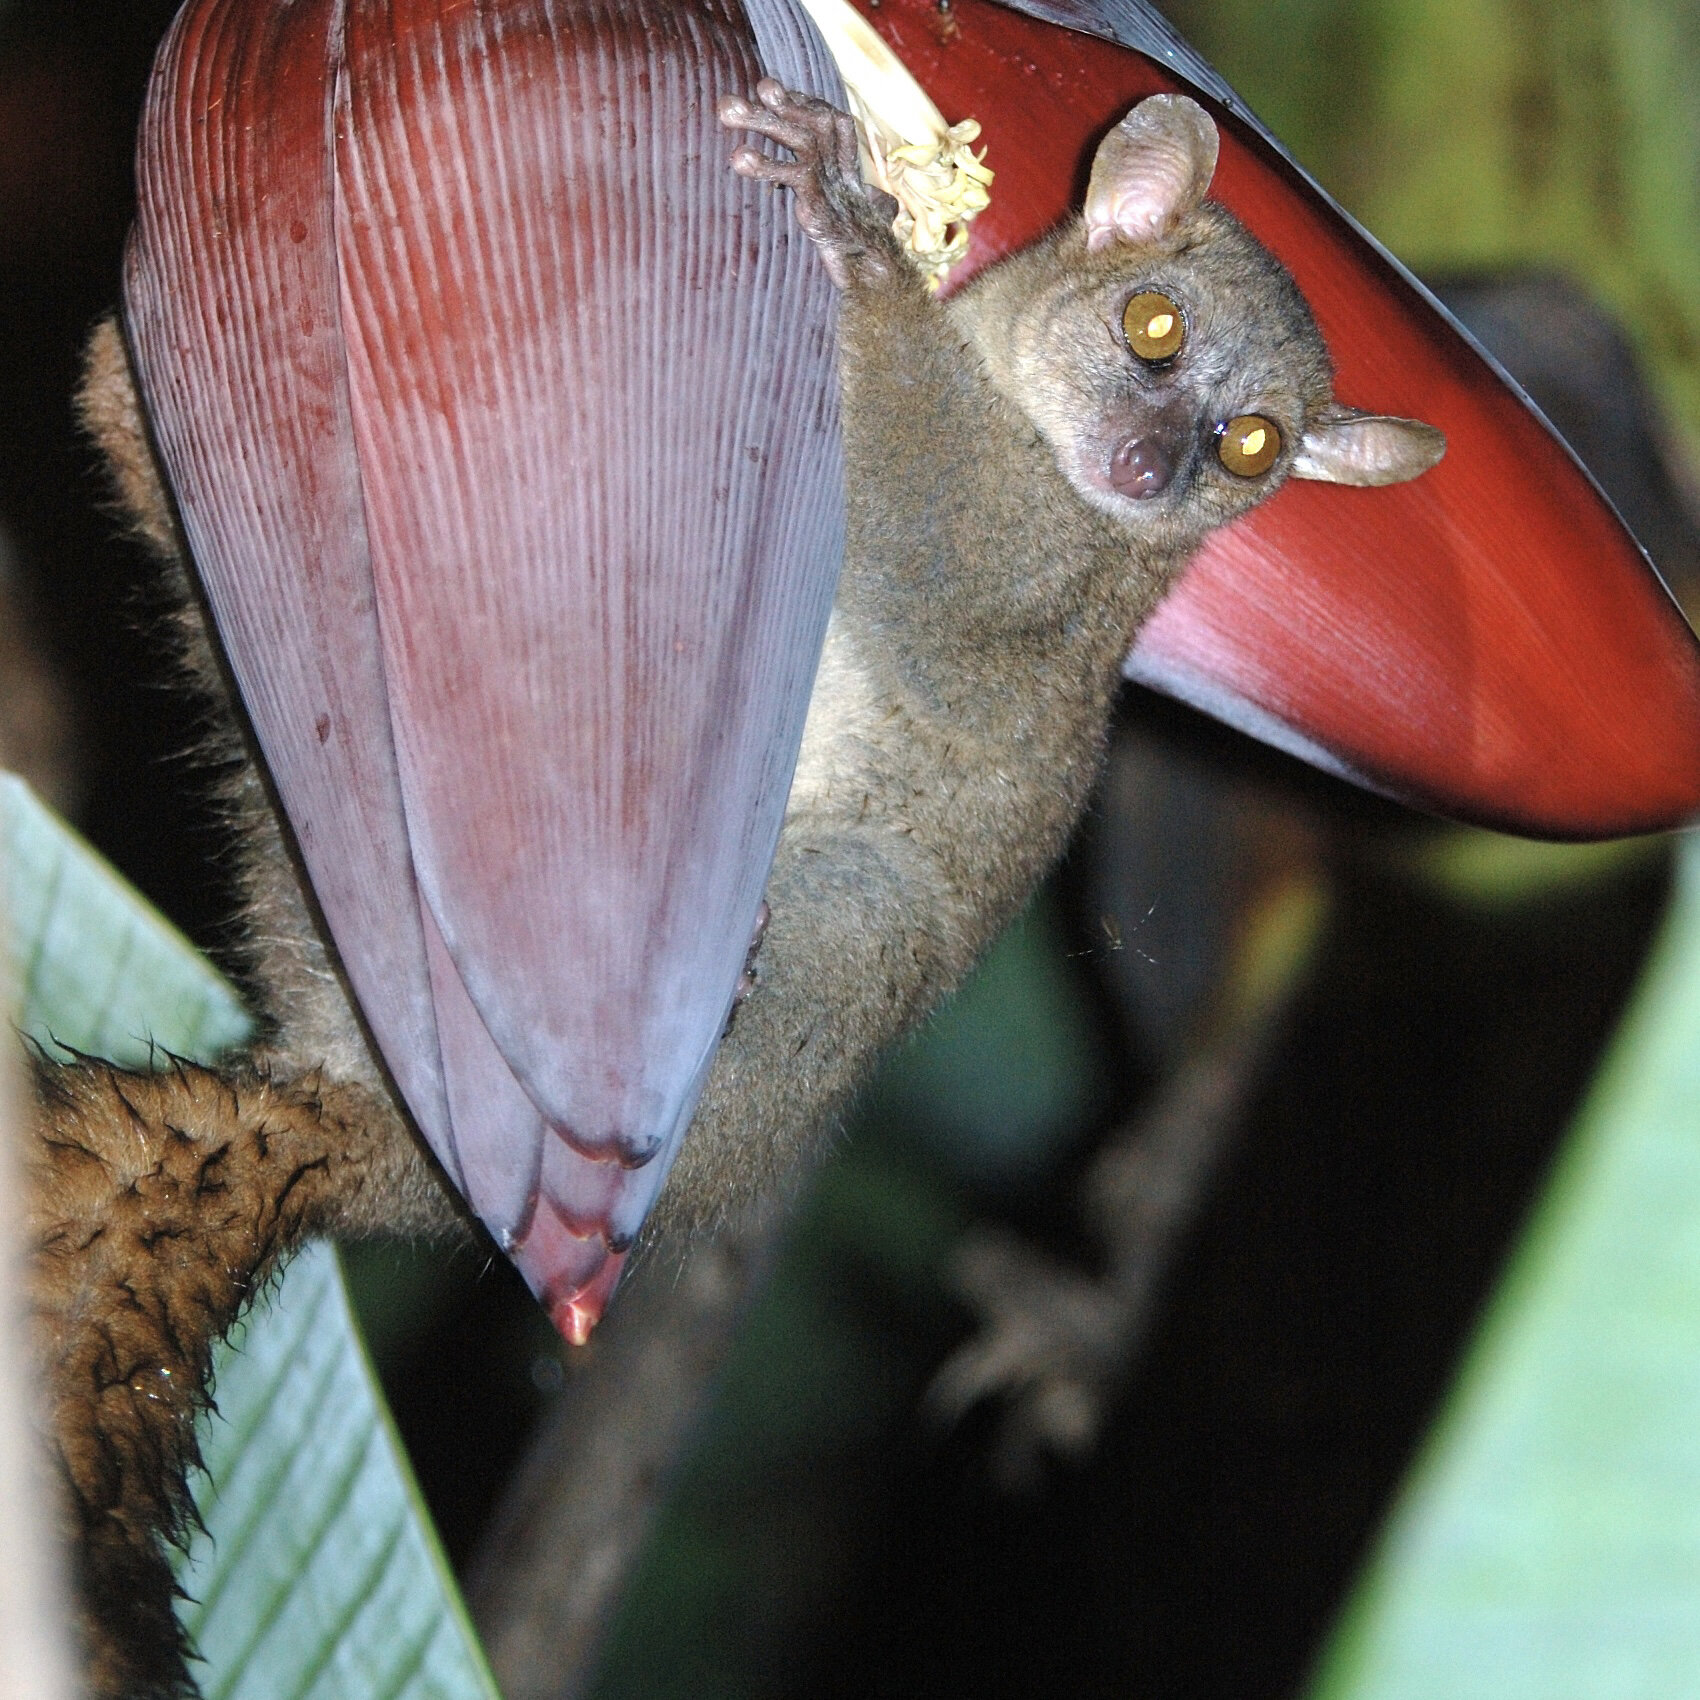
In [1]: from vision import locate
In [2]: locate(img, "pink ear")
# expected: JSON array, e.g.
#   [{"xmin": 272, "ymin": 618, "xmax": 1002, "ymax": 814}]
[{"xmin": 1083, "ymin": 93, "xmax": 1219, "ymax": 251}]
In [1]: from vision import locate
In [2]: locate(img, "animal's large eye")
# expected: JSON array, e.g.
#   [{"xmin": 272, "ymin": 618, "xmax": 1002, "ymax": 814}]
[
  {"xmin": 1217, "ymin": 414, "xmax": 1282, "ymax": 477},
  {"xmin": 1123, "ymin": 291, "xmax": 1185, "ymax": 363}
]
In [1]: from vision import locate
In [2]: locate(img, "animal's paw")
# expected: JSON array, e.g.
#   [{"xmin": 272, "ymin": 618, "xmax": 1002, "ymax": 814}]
[{"xmin": 717, "ymin": 79, "xmax": 902, "ymax": 291}]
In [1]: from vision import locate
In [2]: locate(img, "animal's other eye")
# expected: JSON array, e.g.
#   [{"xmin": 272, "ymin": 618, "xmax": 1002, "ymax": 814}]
[
  {"xmin": 1123, "ymin": 291, "xmax": 1185, "ymax": 363},
  {"xmin": 1217, "ymin": 413, "xmax": 1282, "ymax": 477}
]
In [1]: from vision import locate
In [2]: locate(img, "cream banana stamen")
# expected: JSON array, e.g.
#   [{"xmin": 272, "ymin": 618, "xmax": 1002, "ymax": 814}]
[{"xmin": 795, "ymin": 0, "xmax": 993, "ymax": 286}]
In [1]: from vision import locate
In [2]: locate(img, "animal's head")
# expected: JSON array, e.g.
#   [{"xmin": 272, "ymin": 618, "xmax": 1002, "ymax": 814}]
[{"xmin": 967, "ymin": 94, "xmax": 1443, "ymax": 553}]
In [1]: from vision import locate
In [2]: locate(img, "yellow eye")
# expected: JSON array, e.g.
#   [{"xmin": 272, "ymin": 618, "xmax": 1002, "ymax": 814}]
[
  {"xmin": 1123, "ymin": 291, "xmax": 1185, "ymax": 363},
  {"xmin": 1218, "ymin": 413, "xmax": 1282, "ymax": 477}
]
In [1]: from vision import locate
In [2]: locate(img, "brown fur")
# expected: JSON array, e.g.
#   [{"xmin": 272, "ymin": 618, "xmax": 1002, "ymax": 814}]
[
  {"xmin": 27, "ymin": 1060, "xmax": 447, "ymax": 1696},
  {"xmin": 665, "ymin": 88, "xmax": 1360, "ymax": 1222}
]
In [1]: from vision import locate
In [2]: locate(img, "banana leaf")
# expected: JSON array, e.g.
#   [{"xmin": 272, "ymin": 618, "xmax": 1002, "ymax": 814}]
[
  {"xmin": 1311, "ymin": 832, "xmax": 1700, "ymax": 1700},
  {"xmin": 0, "ymin": 773, "xmax": 498, "ymax": 1700}
]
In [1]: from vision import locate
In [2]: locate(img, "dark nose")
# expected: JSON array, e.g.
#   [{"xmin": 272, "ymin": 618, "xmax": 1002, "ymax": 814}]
[{"xmin": 1110, "ymin": 436, "xmax": 1175, "ymax": 498}]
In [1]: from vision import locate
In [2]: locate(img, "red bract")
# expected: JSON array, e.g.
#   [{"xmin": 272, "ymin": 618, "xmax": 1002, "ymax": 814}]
[
  {"xmin": 123, "ymin": 0, "xmax": 1700, "ymax": 1344},
  {"xmin": 893, "ymin": 0, "xmax": 1700, "ymax": 837},
  {"xmin": 124, "ymin": 0, "xmax": 845, "ymax": 1338}
]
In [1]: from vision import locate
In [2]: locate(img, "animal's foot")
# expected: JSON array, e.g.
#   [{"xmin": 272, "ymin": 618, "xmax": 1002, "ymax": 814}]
[
  {"xmin": 926, "ymin": 1224, "xmax": 1125, "ymax": 1489},
  {"xmin": 718, "ymin": 79, "xmax": 902, "ymax": 291}
]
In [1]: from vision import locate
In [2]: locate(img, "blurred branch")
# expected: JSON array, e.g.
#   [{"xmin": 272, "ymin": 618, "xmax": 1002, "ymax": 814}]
[
  {"xmin": 467, "ymin": 1196, "xmax": 791, "ymax": 1700},
  {"xmin": 929, "ymin": 870, "xmax": 1327, "ymax": 1487},
  {"xmin": 0, "ymin": 536, "xmax": 77, "ymax": 820}
]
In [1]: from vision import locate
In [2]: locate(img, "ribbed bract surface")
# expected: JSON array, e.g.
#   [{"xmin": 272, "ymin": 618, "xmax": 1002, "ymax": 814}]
[{"xmin": 126, "ymin": 0, "xmax": 843, "ymax": 1328}]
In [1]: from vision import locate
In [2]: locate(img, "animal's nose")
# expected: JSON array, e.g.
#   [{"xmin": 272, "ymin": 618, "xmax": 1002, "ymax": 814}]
[{"xmin": 1110, "ymin": 435, "xmax": 1175, "ymax": 498}]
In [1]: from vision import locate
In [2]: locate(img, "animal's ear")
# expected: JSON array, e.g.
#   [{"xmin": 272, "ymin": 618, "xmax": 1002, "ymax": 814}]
[
  {"xmin": 1291, "ymin": 404, "xmax": 1447, "ymax": 487},
  {"xmin": 1084, "ymin": 93, "xmax": 1218, "ymax": 252}
]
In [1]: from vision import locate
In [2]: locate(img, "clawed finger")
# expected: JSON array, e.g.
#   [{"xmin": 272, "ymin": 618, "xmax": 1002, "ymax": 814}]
[
  {"xmin": 757, "ymin": 78, "xmax": 848, "ymax": 148},
  {"xmin": 729, "ymin": 147, "xmax": 810, "ymax": 190},
  {"xmin": 719, "ymin": 107, "xmax": 817, "ymax": 159},
  {"xmin": 755, "ymin": 76, "xmax": 829, "ymax": 123},
  {"xmin": 715, "ymin": 92, "xmax": 759, "ymax": 125},
  {"xmin": 831, "ymin": 110, "xmax": 861, "ymax": 179}
]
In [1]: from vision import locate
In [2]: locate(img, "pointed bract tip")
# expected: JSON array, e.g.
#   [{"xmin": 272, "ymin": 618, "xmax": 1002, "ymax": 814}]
[
  {"xmin": 548, "ymin": 1252, "xmax": 628, "ymax": 1345},
  {"xmin": 510, "ymin": 1190, "xmax": 632, "ymax": 1339}
]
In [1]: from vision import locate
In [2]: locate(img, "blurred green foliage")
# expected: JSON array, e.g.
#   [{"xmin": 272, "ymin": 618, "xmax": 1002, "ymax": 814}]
[
  {"xmin": 588, "ymin": 1138, "xmax": 968, "ymax": 1700},
  {"xmin": 859, "ymin": 892, "xmax": 1112, "ymax": 1186},
  {"xmin": 1165, "ymin": 0, "xmax": 1700, "ymax": 445},
  {"xmin": 1312, "ymin": 832, "xmax": 1700, "ymax": 1700}
]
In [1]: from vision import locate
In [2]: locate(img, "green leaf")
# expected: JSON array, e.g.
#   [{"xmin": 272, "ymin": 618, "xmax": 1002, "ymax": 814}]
[
  {"xmin": 175, "ymin": 1244, "xmax": 503, "ymax": 1700},
  {"xmin": 1, "ymin": 772, "xmax": 251, "ymax": 1063},
  {"xmin": 860, "ymin": 893, "xmax": 1108, "ymax": 1183},
  {"xmin": 1164, "ymin": 0, "xmax": 1700, "ymax": 456},
  {"xmin": 1309, "ymin": 834, "xmax": 1700, "ymax": 1700},
  {"xmin": 0, "ymin": 774, "xmax": 498, "ymax": 1700}
]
